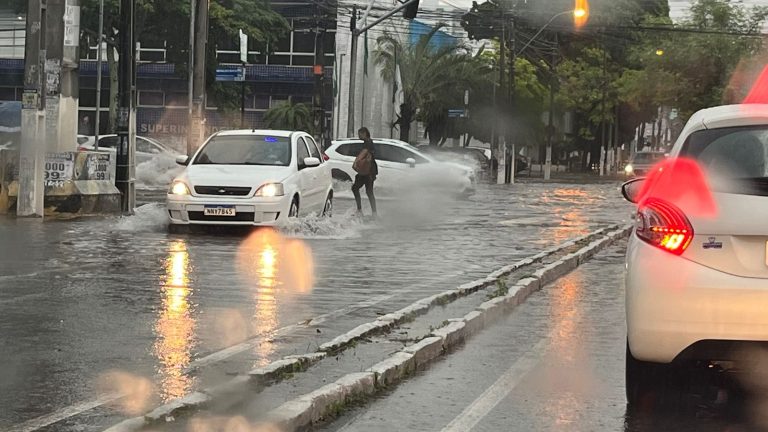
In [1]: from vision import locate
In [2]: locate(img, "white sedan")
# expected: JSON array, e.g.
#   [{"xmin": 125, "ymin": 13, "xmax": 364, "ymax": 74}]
[
  {"xmin": 325, "ymin": 138, "xmax": 475, "ymax": 195},
  {"xmin": 623, "ymin": 104, "xmax": 768, "ymax": 406},
  {"xmin": 78, "ymin": 134, "xmax": 179, "ymax": 165},
  {"xmin": 167, "ymin": 129, "xmax": 333, "ymax": 226}
]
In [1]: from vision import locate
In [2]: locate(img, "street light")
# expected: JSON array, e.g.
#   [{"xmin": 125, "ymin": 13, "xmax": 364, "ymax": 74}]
[
  {"xmin": 516, "ymin": 5, "xmax": 589, "ymax": 56},
  {"xmin": 656, "ymin": 49, "xmax": 664, "ymax": 56}
]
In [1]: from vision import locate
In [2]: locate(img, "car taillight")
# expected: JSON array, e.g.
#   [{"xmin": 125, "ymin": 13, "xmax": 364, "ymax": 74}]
[
  {"xmin": 322, "ymin": 153, "xmax": 330, "ymax": 161},
  {"xmin": 636, "ymin": 198, "xmax": 693, "ymax": 255}
]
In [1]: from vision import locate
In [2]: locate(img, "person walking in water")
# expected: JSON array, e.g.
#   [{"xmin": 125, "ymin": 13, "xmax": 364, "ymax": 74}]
[{"xmin": 351, "ymin": 127, "xmax": 378, "ymax": 217}]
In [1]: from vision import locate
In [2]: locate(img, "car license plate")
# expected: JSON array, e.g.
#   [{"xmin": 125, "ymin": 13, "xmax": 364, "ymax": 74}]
[{"xmin": 204, "ymin": 206, "xmax": 236, "ymax": 216}]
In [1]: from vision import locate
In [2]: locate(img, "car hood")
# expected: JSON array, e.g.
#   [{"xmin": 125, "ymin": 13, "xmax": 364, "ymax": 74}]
[{"xmin": 184, "ymin": 164, "xmax": 291, "ymax": 187}]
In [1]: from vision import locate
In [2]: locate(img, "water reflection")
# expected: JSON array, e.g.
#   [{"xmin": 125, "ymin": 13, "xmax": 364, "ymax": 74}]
[
  {"xmin": 236, "ymin": 229, "xmax": 315, "ymax": 366},
  {"xmin": 153, "ymin": 239, "xmax": 196, "ymax": 401}
]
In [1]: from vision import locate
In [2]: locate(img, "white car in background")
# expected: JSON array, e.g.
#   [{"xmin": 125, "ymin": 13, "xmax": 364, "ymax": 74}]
[
  {"xmin": 623, "ymin": 104, "xmax": 768, "ymax": 406},
  {"xmin": 326, "ymin": 138, "xmax": 475, "ymax": 195},
  {"xmin": 167, "ymin": 129, "xmax": 333, "ymax": 226},
  {"xmin": 78, "ymin": 134, "xmax": 179, "ymax": 165}
]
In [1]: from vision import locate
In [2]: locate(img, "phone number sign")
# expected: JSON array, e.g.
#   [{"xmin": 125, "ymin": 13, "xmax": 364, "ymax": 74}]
[{"xmin": 44, "ymin": 153, "xmax": 74, "ymax": 188}]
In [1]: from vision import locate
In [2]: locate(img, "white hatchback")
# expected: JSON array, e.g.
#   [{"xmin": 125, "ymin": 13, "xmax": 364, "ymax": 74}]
[
  {"xmin": 623, "ymin": 104, "xmax": 768, "ymax": 405},
  {"xmin": 325, "ymin": 138, "xmax": 475, "ymax": 195},
  {"xmin": 167, "ymin": 130, "xmax": 333, "ymax": 226}
]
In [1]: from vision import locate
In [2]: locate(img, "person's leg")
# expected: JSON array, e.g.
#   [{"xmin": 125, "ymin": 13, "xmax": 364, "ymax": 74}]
[
  {"xmin": 365, "ymin": 177, "xmax": 377, "ymax": 215},
  {"xmin": 351, "ymin": 175, "xmax": 364, "ymax": 211}
]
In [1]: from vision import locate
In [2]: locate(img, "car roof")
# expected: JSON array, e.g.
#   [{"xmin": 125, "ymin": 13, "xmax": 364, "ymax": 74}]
[
  {"xmin": 331, "ymin": 138, "xmax": 409, "ymax": 146},
  {"xmin": 216, "ymin": 129, "xmax": 298, "ymax": 138}
]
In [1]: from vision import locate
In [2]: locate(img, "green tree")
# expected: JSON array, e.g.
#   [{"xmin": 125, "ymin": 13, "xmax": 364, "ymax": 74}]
[
  {"xmin": 374, "ymin": 24, "xmax": 491, "ymax": 143},
  {"xmin": 263, "ymin": 101, "xmax": 313, "ymax": 133}
]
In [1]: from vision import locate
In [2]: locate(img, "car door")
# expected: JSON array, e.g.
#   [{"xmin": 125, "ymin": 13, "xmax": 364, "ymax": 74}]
[
  {"xmin": 294, "ymin": 136, "xmax": 317, "ymax": 214},
  {"xmin": 304, "ymin": 136, "xmax": 330, "ymax": 203},
  {"xmin": 375, "ymin": 143, "xmax": 427, "ymax": 188}
]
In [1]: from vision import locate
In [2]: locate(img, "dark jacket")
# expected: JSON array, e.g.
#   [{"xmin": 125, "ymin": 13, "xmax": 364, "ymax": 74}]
[{"xmin": 361, "ymin": 138, "xmax": 378, "ymax": 177}]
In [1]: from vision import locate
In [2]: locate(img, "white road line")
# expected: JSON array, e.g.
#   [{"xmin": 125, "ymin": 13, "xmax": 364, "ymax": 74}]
[
  {"xmin": 440, "ymin": 338, "xmax": 550, "ymax": 432},
  {"xmin": 5, "ymin": 393, "xmax": 122, "ymax": 432},
  {"xmin": 10, "ymin": 269, "xmax": 470, "ymax": 432}
]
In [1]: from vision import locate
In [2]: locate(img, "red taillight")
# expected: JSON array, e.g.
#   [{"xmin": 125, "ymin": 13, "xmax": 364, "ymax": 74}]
[
  {"xmin": 322, "ymin": 153, "xmax": 330, "ymax": 161},
  {"xmin": 636, "ymin": 198, "xmax": 693, "ymax": 255}
]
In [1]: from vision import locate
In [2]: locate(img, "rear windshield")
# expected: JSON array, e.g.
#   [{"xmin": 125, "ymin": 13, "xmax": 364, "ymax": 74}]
[
  {"xmin": 680, "ymin": 126, "xmax": 768, "ymax": 195},
  {"xmin": 194, "ymin": 135, "xmax": 292, "ymax": 166},
  {"xmin": 632, "ymin": 152, "xmax": 665, "ymax": 164}
]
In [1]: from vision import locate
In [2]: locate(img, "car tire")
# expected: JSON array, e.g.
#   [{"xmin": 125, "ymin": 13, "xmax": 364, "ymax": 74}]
[
  {"xmin": 626, "ymin": 342, "xmax": 684, "ymax": 408},
  {"xmin": 322, "ymin": 193, "xmax": 333, "ymax": 217},
  {"xmin": 289, "ymin": 197, "xmax": 299, "ymax": 218}
]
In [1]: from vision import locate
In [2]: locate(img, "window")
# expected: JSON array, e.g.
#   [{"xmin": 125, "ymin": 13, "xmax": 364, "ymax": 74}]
[
  {"xmin": 297, "ymin": 138, "xmax": 310, "ymax": 168},
  {"xmin": 304, "ymin": 136, "xmax": 322, "ymax": 160},
  {"xmin": 292, "ymin": 55, "xmax": 314, "ymax": 66},
  {"xmin": 376, "ymin": 144, "xmax": 428, "ymax": 164},
  {"xmin": 194, "ymin": 135, "xmax": 292, "ymax": 166},
  {"xmin": 268, "ymin": 55, "xmax": 290, "ymax": 65},
  {"xmin": 254, "ymin": 95, "xmax": 270, "ymax": 109},
  {"xmin": 293, "ymin": 32, "xmax": 316, "ymax": 54},
  {"xmin": 137, "ymin": 138, "xmax": 162, "ymax": 154},
  {"xmin": 98, "ymin": 136, "xmax": 120, "ymax": 149},
  {"xmin": 138, "ymin": 91, "xmax": 164, "ymax": 107},
  {"xmin": 337, "ymin": 143, "xmax": 363, "ymax": 157},
  {"xmin": 165, "ymin": 93, "xmax": 189, "ymax": 107}
]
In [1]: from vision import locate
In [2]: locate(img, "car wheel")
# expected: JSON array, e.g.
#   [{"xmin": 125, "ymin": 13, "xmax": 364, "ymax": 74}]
[
  {"xmin": 289, "ymin": 197, "xmax": 299, "ymax": 218},
  {"xmin": 626, "ymin": 342, "xmax": 684, "ymax": 408},
  {"xmin": 322, "ymin": 193, "xmax": 333, "ymax": 217}
]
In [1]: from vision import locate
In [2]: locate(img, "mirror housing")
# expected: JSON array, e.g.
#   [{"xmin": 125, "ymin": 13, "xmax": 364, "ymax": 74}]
[
  {"xmin": 175, "ymin": 155, "xmax": 190, "ymax": 166},
  {"xmin": 621, "ymin": 178, "xmax": 645, "ymax": 204},
  {"xmin": 304, "ymin": 157, "xmax": 321, "ymax": 168},
  {"xmin": 406, "ymin": 157, "xmax": 416, "ymax": 168}
]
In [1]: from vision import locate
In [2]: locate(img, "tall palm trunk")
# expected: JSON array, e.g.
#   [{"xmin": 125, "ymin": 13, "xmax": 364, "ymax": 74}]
[{"xmin": 399, "ymin": 102, "xmax": 414, "ymax": 142}]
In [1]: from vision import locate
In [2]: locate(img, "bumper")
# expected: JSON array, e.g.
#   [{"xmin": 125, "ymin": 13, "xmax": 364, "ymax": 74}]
[
  {"xmin": 166, "ymin": 194, "xmax": 291, "ymax": 226},
  {"xmin": 626, "ymin": 237, "xmax": 768, "ymax": 364}
]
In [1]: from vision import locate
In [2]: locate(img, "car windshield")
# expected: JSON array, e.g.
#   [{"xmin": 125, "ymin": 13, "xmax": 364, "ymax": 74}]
[
  {"xmin": 632, "ymin": 152, "xmax": 665, "ymax": 164},
  {"xmin": 193, "ymin": 135, "xmax": 291, "ymax": 166}
]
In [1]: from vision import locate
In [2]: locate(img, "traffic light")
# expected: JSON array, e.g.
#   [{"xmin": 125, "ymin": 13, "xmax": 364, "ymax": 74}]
[{"xmin": 403, "ymin": 0, "xmax": 420, "ymax": 20}]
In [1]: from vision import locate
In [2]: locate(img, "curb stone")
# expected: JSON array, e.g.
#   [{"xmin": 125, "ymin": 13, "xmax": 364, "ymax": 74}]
[
  {"xmin": 402, "ymin": 337, "xmax": 444, "ymax": 367},
  {"xmin": 99, "ymin": 224, "xmax": 628, "ymax": 432}
]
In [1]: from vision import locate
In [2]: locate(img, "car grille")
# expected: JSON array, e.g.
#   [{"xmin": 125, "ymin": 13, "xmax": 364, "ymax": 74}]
[
  {"xmin": 188, "ymin": 211, "xmax": 255, "ymax": 222},
  {"xmin": 194, "ymin": 186, "xmax": 252, "ymax": 196}
]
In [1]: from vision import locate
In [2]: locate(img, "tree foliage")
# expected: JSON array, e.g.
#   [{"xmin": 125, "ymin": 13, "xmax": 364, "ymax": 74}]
[{"xmin": 263, "ymin": 101, "xmax": 314, "ymax": 133}]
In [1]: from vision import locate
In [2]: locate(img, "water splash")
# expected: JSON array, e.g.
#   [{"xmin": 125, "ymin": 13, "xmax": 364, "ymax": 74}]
[
  {"xmin": 114, "ymin": 203, "xmax": 169, "ymax": 232},
  {"xmin": 136, "ymin": 154, "xmax": 183, "ymax": 191},
  {"xmin": 278, "ymin": 208, "xmax": 369, "ymax": 239}
]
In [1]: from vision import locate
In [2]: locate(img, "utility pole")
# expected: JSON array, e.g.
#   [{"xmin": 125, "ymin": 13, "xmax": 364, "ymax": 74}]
[
  {"xmin": 346, "ymin": 5, "xmax": 358, "ymax": 138},
  {"xmin": 544, "ymin": 33, "xmax": 557, "ymax": 180},
  {"xmin": 495, "ymin": 16, "xmax": 506, "ymax": 185},
  {"xmin": 599, "ymin": 44, "xmax": 607, "ymax": 176},
  {"xmin": 116, "ymin": 0, "xmax": 135, "ymax": 213},
  {"xmin": 18, "ymin": 0, "xmax": 47, "ymax": 217},
  {"xmin": 186, "ymin": 0, "xmax": 195, "ymax": 155},
  {"xmin": 507, "ymin": 17, "xmax": 515, "ymax": 184},
  {"xmin": 190, "ymin": 0, "xmax": 208, "ymax": 151},
  {"xmin": 313, "ymin": 1, "xmax": 326, "ymax": 143},
  {"xmin": 94, "ymin": 0, "xmax": 104, "ymax": 145}
]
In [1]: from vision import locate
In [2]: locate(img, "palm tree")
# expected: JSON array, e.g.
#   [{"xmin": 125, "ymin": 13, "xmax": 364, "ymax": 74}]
[
  {"xmin": 374, "ymin": 24, "xmax": 490, "ymax": 143},
  {"xmin": 263, "ymin": 101, "xmax": 314, "ymax": 133}
]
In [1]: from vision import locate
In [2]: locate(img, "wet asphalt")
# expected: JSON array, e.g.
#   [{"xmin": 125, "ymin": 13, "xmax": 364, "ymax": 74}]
[
  {"xmin": 0, "ymin": 182, "xmax": 632, "ymax": 431},
  {"xmin": 321, "ymin": 245, "xmax": 766, "ymax": 432}
]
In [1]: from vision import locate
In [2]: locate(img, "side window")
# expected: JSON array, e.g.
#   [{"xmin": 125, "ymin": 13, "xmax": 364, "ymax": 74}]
[
  {"xmin": 137, "ymin": 138, "xmax": 161, "ymax": 154},
  {"xmin": 377, "ymin": 144, "xmax": 425, "ymax": 164},
  {"xmin": 98, "ymin": 136, "xmax": 119, "ymax": 148},
  {"xmin": 304, "ymin": 136, "xmax": 322, "ymax": 160},
  {"xmin": 338, "ymin": 143, "xmax": 363, "ymax": 156},
  {"xmin": 296, "ymin": 138, "xmax": 310, "ymax": 168}
]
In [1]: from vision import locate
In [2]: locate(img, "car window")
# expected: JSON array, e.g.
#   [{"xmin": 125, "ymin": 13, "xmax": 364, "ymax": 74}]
[
  {"xmin": 296, "ymin": 138, "xmax": 310, "ymax": 168},
  {"xmin": 98, "ymin": 136, "xmax": 119, "ymax": 148},
  {"xmin": 77, "ymin": 136, "xmax": 89, "ymax": 145},
  {"xmin": 337, "ymin": 143, "xmax": 363, "ymax": 157},
  {"xmin": 632, "ymin": 153, "xmax": 665, "ymax": 164},
  {"xmin": 304, "ymin": 136, "xmax": 322, "ymax": 160},
  {"xmin": 193, "ymin": 135, "xmax": 292, "ymax": 166},
  {"xmin": 376, "ymin": 144, "xmax": 428, "ymax": 164},
  {"xmin": 137, "ymin": 138, "xmax": 161, "ymax": 154}
]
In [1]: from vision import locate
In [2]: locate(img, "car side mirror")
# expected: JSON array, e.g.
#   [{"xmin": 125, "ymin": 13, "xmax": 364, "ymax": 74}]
[
  {"xmin": 621, "ymin": 178, "xmax": 645, "ymax": 204},
  {"xmin": 406, "ymin": 157, "xmax": 416, "ymax": 168},
  {"xmin": 303, "ymin": 157, "xmax": 321, "ymax": 168},
  {"xmin": 175, "ymin": 155, "xmax": 189, "ymax": 166}
]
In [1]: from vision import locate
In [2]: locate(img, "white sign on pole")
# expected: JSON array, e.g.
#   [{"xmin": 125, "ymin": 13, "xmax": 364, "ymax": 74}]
[
  {"xmin": 63, "ymin": 5, "xmax": 81, "ymax": 47},
  {"xmin": 239, "ymin": 29, "xmax": 248, "ymax": 63}
]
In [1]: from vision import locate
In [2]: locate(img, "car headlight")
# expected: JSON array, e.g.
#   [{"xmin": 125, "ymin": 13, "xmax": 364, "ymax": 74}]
[
  {"xmin": 624, "ymin": 164, "xmax": 634, "ymax": 174},
  {"xmin": 255, "ymin": 183, "xmax": 284, "ymax": 197},
  {"xmin": 169, "ymin": 181, "xmax": 190, "ymax": 195}
]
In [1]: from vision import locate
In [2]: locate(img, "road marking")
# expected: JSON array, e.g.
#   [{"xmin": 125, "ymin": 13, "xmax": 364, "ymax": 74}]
[
  {"xmin": 10, "ymin": 269, "xmax": 472, "ymax": 432},
  {"xmin": 440, "ymin": 338, "xmax": 550, "ymax": 432},
  {"xmin": 5, "ymin": 393, "xmax": 122, "ymax": 432}
]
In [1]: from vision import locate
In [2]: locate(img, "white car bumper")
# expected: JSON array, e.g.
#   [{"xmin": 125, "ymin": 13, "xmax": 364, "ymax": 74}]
[
  {"xmin": 626, "ymin": 236, "xmax": 768, "ymax": 364},
  {"xmin": 166, "ymin": 194, "xmax": 291, "ymax": 226}
]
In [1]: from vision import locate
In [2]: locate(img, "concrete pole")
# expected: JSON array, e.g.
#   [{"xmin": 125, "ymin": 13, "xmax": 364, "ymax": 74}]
[
  {"xmin": 18, "ymin": 0, "xmax": 47, "ymax": 217},
  {"xmin": 186, "ymin": 0, "xmax": 195, "ymax": 155},
  {"xmin": 94, "ymin": 0, "xmax": 104, "ymax": 144},
  {"xmin": 191, "ymin": 0, "xmax": 208, "ymax": 148},
  {"xmin": 346, "ymin": 6, "xmax": 357, "ymax": 138},
  {"xmin": 45, "ymin": 0, "xmax": 80, "ymax": 153},
  {"xmin": 116, "ymin": 0, "xmax": 135, "ymax": 214}
]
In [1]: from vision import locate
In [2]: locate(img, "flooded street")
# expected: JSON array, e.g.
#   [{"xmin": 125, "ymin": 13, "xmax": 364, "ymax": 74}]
[{"xmin": 0, "ymin": 182, "xmax": 631, "ymax": 431}]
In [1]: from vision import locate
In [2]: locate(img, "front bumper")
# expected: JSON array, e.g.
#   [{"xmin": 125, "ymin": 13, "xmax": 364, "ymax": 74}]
[
  {"xmin": 626, "ymin": 237, "xmax": 768, "ymax": 364},
  {"xmin": 166, "ymin": 194, "xmax": 291, "ymax": 226}
]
